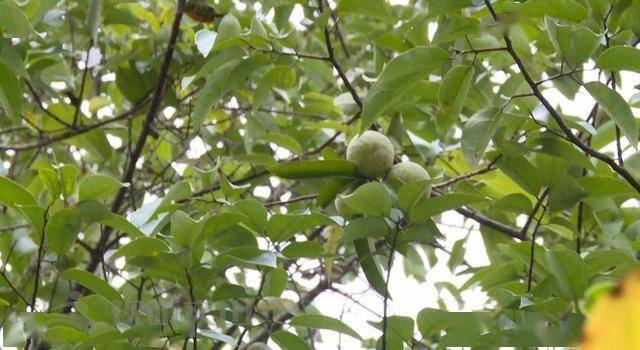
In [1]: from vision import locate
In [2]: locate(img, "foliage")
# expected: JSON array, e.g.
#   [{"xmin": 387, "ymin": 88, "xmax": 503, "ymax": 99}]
[{"xmin": 0, "ymin": 0, "xmax": 639, "ymax": 348}]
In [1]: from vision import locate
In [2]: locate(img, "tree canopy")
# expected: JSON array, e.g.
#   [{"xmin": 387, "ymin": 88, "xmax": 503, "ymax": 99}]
[{"xmin": 1, "ymin": 0, "xmax": 640, "ymax": 348}]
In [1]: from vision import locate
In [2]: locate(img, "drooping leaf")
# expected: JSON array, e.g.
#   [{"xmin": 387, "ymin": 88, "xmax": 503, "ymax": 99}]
[
  {"xmin": 584, "ymin": 82, "xmax": 638, "ymax": 147},
  {"xmin": 290, "ymin": 314, "xmax": 362, "ymax": 340},
  {"xmin": 361, "ymin": 46, "xmax": 449, "ymax": 129}
]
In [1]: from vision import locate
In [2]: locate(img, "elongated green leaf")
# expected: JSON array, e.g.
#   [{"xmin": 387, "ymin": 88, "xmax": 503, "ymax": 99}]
[
  {"xmin": 411, "ymin": 194, "xmax": 485, "ymax": 222},
  {"xmin": 0, "ymin": 62, "xmax": 22, "ymax": 120},
  {"xmin": 545, "ymin": 249, "xmax": 588, "ymax": 301},
  {"xmin": 354, "ymin": 238, "xmax": 387, "ymax": 297},
  {"xmin": 271, "ymin": 330, "xmax": 311, "ymax": 350},
  {"xmin": 462, "ymin": 107, "xmax": 503, "ymax": 167},
  {"xmin": 596, "ymin": 46, "xmax": 640, "ymax": 73},
  {"xmin": 520, "ymin": 0, "xmax": 587, "ymax": 22},
  {"xmin": 337, "ymin": 0, "xmax": 388, "ymax": 19},
  {"xmin": 290, "ymin": 314, "xmax": 362, "ymax": 340},
  {"xmin": 192, "ymin": 55, "xmax": 243, "ymax": 129},
  {"xmin": 342, "ymin": 217, "xmax": 388, "ymax": 243},
  {"xmin": 268, "ymin": 160, "xmax": 359, "ymax": 179},
  {"xmin": 63, "ymin": 268, "xmax": 122, "ymax": 302},
  {"xmin": 112, "ymin": 237, "xmax": 171, "ymax": 260},
  {"xmin": 87, "ymin": 0, "xmax": 103, "ymax": 42},
  {"xmin": 438, "ymin": 65, "xmax": 474, "ymax": 130},
  {"xmin": 0, "ymin": 176, "xmax": 38, "ymax": 207},
  {"xmin": 584, "ymin": 82, "xmax": 638, "ymax": 147},
  {"xmin": 45, "ymin": 208, "xmax": 81, "ymax": 255},
  {"xmin": 267, "ymin": 212, "xmax": 334, "ymax": 241},
  {"xmin": 361, "ymin": 46, "xmax": 449, "ymax": 129}
]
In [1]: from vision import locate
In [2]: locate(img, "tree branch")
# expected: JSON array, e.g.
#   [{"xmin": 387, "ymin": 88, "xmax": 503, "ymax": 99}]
[{"xmin": 483, "ymin": 0, "xmax": 640, "ymax": 193}]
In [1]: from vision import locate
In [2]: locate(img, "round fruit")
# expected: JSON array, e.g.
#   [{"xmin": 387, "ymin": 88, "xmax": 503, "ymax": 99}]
[
  {"xmin": 346, "ymin": 130, "xmax": 394, "ymax": 178},
  {"xmin": 247, "ymin": 343, "xmax": 271, "ymax": 350},
  {"xmin": 256, "ymin": 299, "xmax": 270, "ymax": 314},
  {"xmin": 387, "ymin": 161, "xmax": 430, "ymax": 183}
]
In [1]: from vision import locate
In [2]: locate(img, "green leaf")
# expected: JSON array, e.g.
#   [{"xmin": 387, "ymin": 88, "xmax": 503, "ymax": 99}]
[
  {"xmin": 577, "ymin": 176, "xmax": 637, "ymax": 198},
  {"xmin": 462, "ymin": 107, "xmax": 503, "ymax": 167},
  {"xmin": 0, "ymin": 176, "xmax": 38, "ymax": 207},
  {"xmin": 77, "ymin": 200, "xmax": 143, "ymax": 238},
  {"xmin": 78, "ymin": 174, "xmax": 123, "ymax": 202},
  {"xmin": 0, "ymin": 62, "xmax": 22, "ymax": 120},
  {"xmin": 398, "ymin": 180, "xmax": 431, "ymax": 213},
  {"xmin": 337, "ymin": 0, "xmax": 388, "ymax": 19},
  {"xmin": 545, "ymin": 249, "xmax": 588, "ymax": 301},
  {"xmin": 268, "ymin": 160, "xmax": 359, "ymax": 179},
  {"xmin": 230, "ymin": 199, "xmax": 268, "ymax": 233},
  {"xmin": 45, "ymin": 208, "xmax": 81, "ymax": 255},
  {"xmin": 361, "ymin": 46, "xmax": 449, "ymax": 129},
  {"xmin": 341, "ymin": 216, "xmax": 388, "ymax": 243},
  {"xmin": 63, "ymin": 268, "xmax": 122, "ymax": 302},
  {"xmin": 75, "ymin": 295, "xmax": 117, "ymax": 325},
  {"xmin": 417, "ymin": 308, "xmax": 451, "ymax": 338},
  {"xmin": 214, "ymin": 14, "xmax": 242, "ymax": 48},
  {"xmin": 520, "ymin": 0, "xmax": 587, "ymax": 22},
  {"xmin": 584, "ymin": 81, "xmax": 638, "ymax": 147},
  {"xmin": 212, "ymin": 283, "xmax": 250, "ymax": 302},
  {"xmin": 170, "ymin": 210, "xmax": 204, "ymax": 248},
  {"xmin": 596, "ymin": 46, "xmax": 640, "ymax": 73},
  {"xmin": 0, "ymin": 38, "xmax": 28, "ymax": 78},
  {"xmin": 59, "ymin": 164, "xmax": 79, "ymax": 199},
  {"xmin": 253, "ymin": 66, "xmax": 294, "ymax": 109},
  {"xmin": 0, "ymin": 2, "xmax": 36, "ymax": 38},
  {"xmin": 267, "ymin": 212, "xmax": 334, "ymax": 242},
  {"xmin": 545, "ymin": 18, "xmax": 601, "ymax": 66},
  {"xmin": 112, "ymin": 237, "xmax": 171, "ymax": 260},
  {"xmin": 258, "ymin": 133, "xmax": 302, "ymax": 154},
  {"xmin": 317, "ymin": 177, "xmax": 355, "ymax": 208},
  {"xmin": 354, "ymin": 238, "xmax": 387, "ymax": 297},
  {"xmin": 192, "ymin": 54, "xmax": 243, "ymax": 129},
  {"xmin": 548, "ymin": 175, "xmax": 588, "ymax": 212},
  {"xmin": 339, "ymin": 182, "xmax": 392, "ymax": 217},
  {"xmin": 411, "ymin": 194, "xmax": 485, "ymax": 222},
  {"xmin": 263, "ymin": 267, "xmax": 287, "ymax": 297},
  {"xmin": 271, "ymin": 330, "xmax": 311, "ymax": 350},
  {"xmin": 438, "ymin": 65, "xmax": 474, "ymax": 130},
  {"xmin": 282, "ymin": 241, "xmax": 325, "ymax": 259},
  {"xmin": 447, "ymin": 238, "xmax": 466, "ymax": 271},
  {"xmin": 290, "ymin": 314, "xmax": 362, "ymax": 340},
  {"xmin": 87, "ymin": 0, "xmax": 103, "ymax": 42}
]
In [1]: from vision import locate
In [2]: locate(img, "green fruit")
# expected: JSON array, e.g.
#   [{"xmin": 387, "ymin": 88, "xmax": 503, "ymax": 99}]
[
  {"xmin": 256, "ymin": 299, "xmax": 270, "ymax": 314},
  {"xmin": 346, "ymin": 130, "xmax": 394, "ymax": 178},
  {"xmin": 388, "ymin": 161, "xmax": 430, "ymax": 183},
  {"xmin": 247, "ymin": 343, "xmax": 271, "ymax": 350},
  {"xmin": 388, "ymin": 161, "xmax": 431, "ymax": 196}
]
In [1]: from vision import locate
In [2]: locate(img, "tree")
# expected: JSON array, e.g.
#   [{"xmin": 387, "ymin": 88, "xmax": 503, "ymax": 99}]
[{"xmin": 0, "ymin": 0, "xmax": 639, "ymax": 348}]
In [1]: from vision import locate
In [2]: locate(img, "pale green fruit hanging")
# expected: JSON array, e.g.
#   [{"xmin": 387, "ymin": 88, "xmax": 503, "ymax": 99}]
[
  {"xmin": 387, "ymin": 161, "xmax": 431, "ymax": 196},
  {"xmin": 346, "ymin": 130, "xmax": 394, "ymax": 178},
  {"xmin": 388, "ymin": 161, "xmax": 430, "ymax": 183}
]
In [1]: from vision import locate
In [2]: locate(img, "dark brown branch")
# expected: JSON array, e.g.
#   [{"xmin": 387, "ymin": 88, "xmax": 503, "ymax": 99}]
[
  {"xmin": 318, "ymin": 0, "xmax": 363, "ymax": 110},
  {"xmin": 88, "ymin": 0, "xmax": 187, "ymax": 270},
  {"xmin": 432, "ymin": 156, "xmax": 501, "ymax": 189},
  {"xmin": 519, "ymin": 188, "xmax": 549, "ymax": 238},
  {"xmin": 0, "ymin": 96, "xmax": 150, "ymax": 151},
  {"xmin": 483, "ymin": 0, "xmax": 640, "ymax": 193},
  {"xmin": 24, "ymin": 80, "xmax": 73, "ymax": 128}
]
